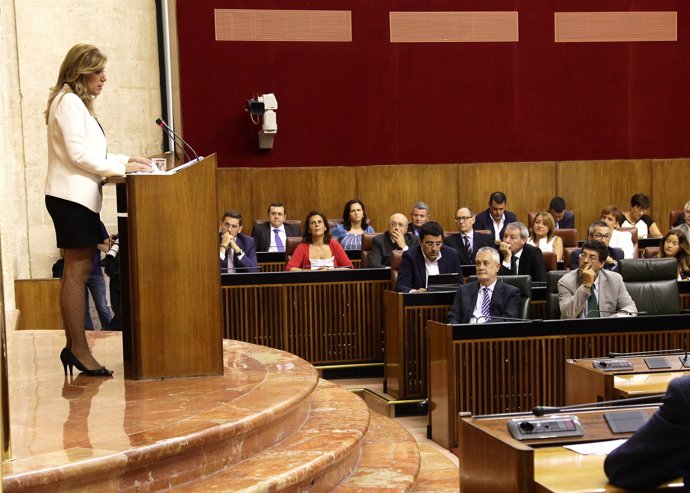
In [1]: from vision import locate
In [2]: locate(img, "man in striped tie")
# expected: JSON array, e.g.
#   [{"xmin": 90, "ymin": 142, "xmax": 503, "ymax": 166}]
[{"xmin": 447, "ymin": 247, "xmax": 521, "ymax": 324}]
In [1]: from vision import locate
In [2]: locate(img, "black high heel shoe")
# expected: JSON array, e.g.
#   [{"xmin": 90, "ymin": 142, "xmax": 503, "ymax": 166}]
[{"xmin": 59, "ymin": 348, "xmax": 113, "ymax": 377}]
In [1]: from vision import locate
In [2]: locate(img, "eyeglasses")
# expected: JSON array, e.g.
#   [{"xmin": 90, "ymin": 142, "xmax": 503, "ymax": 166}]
[
  {"xmin": 424, "ymin": 241, "xmax": 443, "ymax": 247},
  {"xmin": 455, "ymin": 216, "xmax": 472, "ymax": 222},
  {"xmin": 579, "ymin": 253, "xmax": 600, "ymax": 262},
  {"xmin": 591, "ymin": 233, "xmax": 611, "ymax": 240}
]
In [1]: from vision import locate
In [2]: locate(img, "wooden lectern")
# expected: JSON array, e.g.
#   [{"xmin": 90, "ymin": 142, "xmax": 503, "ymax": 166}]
[{"xmin": 111, "ymin": 154, "xmax": 223, "ymax": 379}]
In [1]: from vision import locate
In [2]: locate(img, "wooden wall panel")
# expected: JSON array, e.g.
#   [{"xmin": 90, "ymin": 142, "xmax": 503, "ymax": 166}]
[
  {"xmin": 557, "ymin": 159, "xmax": 651, "ymax": 236},
  {"xmin": 389, "ymin": 11, "xmax": 519, "ymax": 43},
  {"xmin": 651, "ymin": 159, "xmax": 690, "ymax": 233},
  {"xmin": 250, "ymin": 167, "xmax": 357, "ymax": 229},
  {"xmin": 14, "ymin": 279, "xmax": 62, "ymax": 330},
  {"xmin": 217, "ymin": 168, "xmax": 255, "ymax": 226},
  {"xmin": 555, "ymin": 11, "xmax": 677, "ymax": 43},
  {"xmin": 357, "ymin": 164, "xmax": 459, "ymax": 233},
  {"xmin": 457, "ymin": 161, "xmax": 556, "ymax": 230}
]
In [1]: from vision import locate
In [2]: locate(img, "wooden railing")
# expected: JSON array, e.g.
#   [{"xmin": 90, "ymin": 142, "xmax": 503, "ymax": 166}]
[
  {"xmin": 221, "ymin": 269, "xmax": 389, "ymax": 366},
  {"xmin": 427, "ymin": 315, "xmax": 690, "ymax": 448}
]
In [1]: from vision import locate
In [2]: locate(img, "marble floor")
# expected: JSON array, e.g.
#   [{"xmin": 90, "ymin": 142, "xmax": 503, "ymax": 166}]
[{"xmin": 1, "ymin": 328, "xmax": 459, "ymax": 491}]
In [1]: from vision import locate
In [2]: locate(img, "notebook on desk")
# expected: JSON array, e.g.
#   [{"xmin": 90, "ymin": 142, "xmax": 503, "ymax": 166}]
[{"xmin": 427, "ymin": 273, "xmax": 461, "ymax": 292}]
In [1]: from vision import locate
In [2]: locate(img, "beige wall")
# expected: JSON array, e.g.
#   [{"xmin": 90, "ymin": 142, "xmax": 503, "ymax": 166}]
[{"xmin": 0, "ymin": 0, "xmax": 163, "ymax": 309}]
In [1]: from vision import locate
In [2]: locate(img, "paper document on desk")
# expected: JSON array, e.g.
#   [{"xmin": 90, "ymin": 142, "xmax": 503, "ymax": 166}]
[{"xmin": 564, "ymin": 439, "xmax": 626, "ymax": 455}]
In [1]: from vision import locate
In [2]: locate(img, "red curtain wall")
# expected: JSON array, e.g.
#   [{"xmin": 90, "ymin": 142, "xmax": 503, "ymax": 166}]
[{"xmin": 176, "ymin": 0, "xmax": 690, "ymax": 167}]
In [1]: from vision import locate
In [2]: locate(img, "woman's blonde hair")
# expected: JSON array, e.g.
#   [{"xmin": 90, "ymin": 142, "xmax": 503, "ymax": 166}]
[
  {"xmin": 45, "ymin": 44, "xmax": 107, "ymax": 123},
  {"xmin": 530, "ymin": 211, "xmax": 555, "ymax": 242}
]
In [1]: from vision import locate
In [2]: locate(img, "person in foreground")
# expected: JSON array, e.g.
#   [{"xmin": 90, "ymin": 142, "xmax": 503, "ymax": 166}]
[
  {"xmin": 396, "ymin": 221, "xmax": 461, "ymax": 293},
  {"xmin": 558, "ymin": 240, "xmax": 637, "ymax": 319},
  {"xmin": 604, "ymin": 374, "xmax": 690, "ymax": 491},
  {"xmin": 45, "ymin": 44, "xmax": 152, "ymax": 376},
  {"xmin": 447, "ymin": 247, "xmax": 520, "ymax": 324},
  {"xmin": 286, "ymin": 211, "xmax": 353, "ymax": 270}
]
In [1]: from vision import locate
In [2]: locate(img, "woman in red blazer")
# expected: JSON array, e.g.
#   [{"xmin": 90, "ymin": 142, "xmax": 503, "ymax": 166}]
[{"xmin": 286, "ymin": 211, "xmax": 353, "ymax": 270}]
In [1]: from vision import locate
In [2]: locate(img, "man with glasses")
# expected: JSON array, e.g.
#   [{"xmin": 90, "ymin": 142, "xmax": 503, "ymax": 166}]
[
  {"xmin": 369, "ymin": 213, "xmax": 418, "ymax": 268},
  {"xmin": 569, "ymin": 220, "xmax": 624, "ymax": 272},
  {"xmin": 445, "ymin": 207, "xmax": 493, "ymax": 265},
  {"xmin": 396, "ymin": 221, "xmax": 462, "ymax": 293},
  {"xmin": 219, "ymin": 210, "xmax": 258, "ymax": 273},
  {"xmin": 558, "ymin": 240, "xmax": 636, "ymax": 319}
]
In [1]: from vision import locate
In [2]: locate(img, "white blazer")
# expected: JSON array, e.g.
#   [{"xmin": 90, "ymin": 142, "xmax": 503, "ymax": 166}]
[{"xmin": 45, "ymin": 86, "xmax": 128, "ymax": 212}]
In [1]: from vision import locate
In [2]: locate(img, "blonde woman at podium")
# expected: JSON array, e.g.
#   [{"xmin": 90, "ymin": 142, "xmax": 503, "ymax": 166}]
[{"xmin": 44, "ymin": 44, "xmax": 152, "ymax": 376}]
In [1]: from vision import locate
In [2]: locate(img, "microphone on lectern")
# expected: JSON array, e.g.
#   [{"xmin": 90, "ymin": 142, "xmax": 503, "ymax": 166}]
[{"xmin": 155, "ymin": 118, "xmax": 202, "ymax": 162}]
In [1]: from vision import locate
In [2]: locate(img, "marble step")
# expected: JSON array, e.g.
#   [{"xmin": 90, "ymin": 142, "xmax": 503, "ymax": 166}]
[
  {"xmin": 173, "ymin": 379, "xmax": 371, "ymax": 492},
  {"xmin": 333, "ymin": 411, "xmax": 421, "ymax": 492}
]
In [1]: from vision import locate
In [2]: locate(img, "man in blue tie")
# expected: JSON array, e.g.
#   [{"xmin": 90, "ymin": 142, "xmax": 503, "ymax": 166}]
[
  {"xmin": 444, "ymin": 206, "xmax": 494, "ymax": 265},
  {"xmin": 251, "ymin": 202, "xmax": 301, "ymax": 252},
  {"xmin": 447, "ymin": 247, "xmax": 520, "ymax": 324}
]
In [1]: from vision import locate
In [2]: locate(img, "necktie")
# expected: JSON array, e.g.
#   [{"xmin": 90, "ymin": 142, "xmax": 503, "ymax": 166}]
[
  {"xmin": 481, "ymin": 287, "xmax": 491, "ymax": 322},
  {"xmin": 511, "ymin": 256, "xmax": 518, "ymax": 275},
  {"xmin": 587, "ymin": 285, "xmax": 599, "ymax": 318},
  {"xmin": 463, "ymin": 235, "xmax": 472, "ymax": 256},
  {"xmin": 273, "ymin": 228, "xmax": 285, "ymax": 252}
]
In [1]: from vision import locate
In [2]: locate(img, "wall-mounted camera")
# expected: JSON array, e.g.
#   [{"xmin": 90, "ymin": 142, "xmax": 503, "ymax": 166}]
[{"xmin": 245, "ymin": 93, "xmax": 278, "ymax": 149}]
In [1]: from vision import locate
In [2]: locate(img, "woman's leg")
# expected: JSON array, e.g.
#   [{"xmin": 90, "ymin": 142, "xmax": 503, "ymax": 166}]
[{"xmin": 61, "ymin": 247, "xmax": 103, "ymax": 370}]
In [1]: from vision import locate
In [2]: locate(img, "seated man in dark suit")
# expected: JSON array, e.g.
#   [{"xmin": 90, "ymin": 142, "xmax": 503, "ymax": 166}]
[
  {"xmin": 251, "ymin": 202, "xmax": 301, "ymax": 252},
  {"xmin": 473, "ymin": 191, "xmax": 518, "ymax": 241},
  {"xmin": 445, "ymin": 206, "xmax": 494, "ymax": 265},
  {"xmin": 447, "ymin": 247, "xmax": 520, "ymax": 324},
  {"xmin": 369, "ymin": 213, "xmax": 418, "ymax": 268},
  {"xmin": 605, "ymin": 375, "xmax": 690, "ymax": 490},
  {"xmin": 547, "ymin": 196, "xmax": 575, "ymax": 230},
  {"xmin": 219, "ymin": 210, "xmax": 258, "ymax": 273},
  {"xmin": 569, "ymin": 221, "xmax": 624, "ymax": 272},
  {"xmin": 497, "ymin": 222, "xmax": 546, "ymax": 282},
  {"xmin": 396, "ymin": 221, "xmax": 462, "ymax": 293},
  {"xmin": 407, "ymin": 201, "xmax": 430, "ymax": 237}
]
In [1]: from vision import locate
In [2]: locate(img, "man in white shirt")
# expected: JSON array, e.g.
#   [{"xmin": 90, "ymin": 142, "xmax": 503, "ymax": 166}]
[{"xmin": 444, "ymin": 207, "xmax": 494, "ymax": 265}]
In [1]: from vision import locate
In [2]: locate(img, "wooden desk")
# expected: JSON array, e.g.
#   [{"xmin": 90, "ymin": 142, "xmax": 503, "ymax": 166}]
[
  {"xmin": 459, "ymin": 406, "xmax": 682, "ymax": 492},
  {"xmin": 427, "ymin": 315, "xmax": 690, "ymax": 448},
  {"xmin": 221, "ymin": 268, "xmax": 389, "ymax": 366},
  {"xmin": 566, "ymin": 357, "xmax": 690, "ymax": 404}
]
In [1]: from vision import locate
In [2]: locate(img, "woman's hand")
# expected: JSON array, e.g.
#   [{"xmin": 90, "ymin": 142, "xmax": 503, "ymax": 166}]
[{"xmin": 125, "ymin": 157, "xmax": 153, "ymax": 173}]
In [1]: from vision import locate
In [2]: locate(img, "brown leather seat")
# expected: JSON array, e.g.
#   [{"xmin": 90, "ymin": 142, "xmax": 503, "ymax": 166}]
[
  {"xmin": 542, "ymin": 251, "xmax": 557, "ymax": 272},
  {"xmin": 563, "ymin": 246, "xmax": 579, "ymax": 269},
  {"xmin": 670, "ymin": 210, "xmax": 684, "ymax": 228},
  {"xmin": 554, "ymin": 228, "xmax": 578, "ymax": 248},
  {"xmin": 359, "ymin": 232, "xmax": 380, "ymax": 268},
  {"xmin": 619, "ymin": 226, "xmax": 639, "ymax": 258},
  {"xmin": 390, "ymin": 249, "xmax": 404, "ymax": 290},
  {"xmin": 644, "ymin": 246, "xmax": 660, "ymax": 258}
]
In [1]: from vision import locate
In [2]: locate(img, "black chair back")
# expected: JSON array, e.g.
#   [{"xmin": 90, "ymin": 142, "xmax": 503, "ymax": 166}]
[
  {"xmin": 619, "ymin": 258, "xmax": 679, "ymax": 315},
  {"xmin": 546, "ymin": 270, "xmax": 570, "ymax": 320},
  {"xmin": 467, "ymin": 275, "xmax": 532, "ymax": 320}
]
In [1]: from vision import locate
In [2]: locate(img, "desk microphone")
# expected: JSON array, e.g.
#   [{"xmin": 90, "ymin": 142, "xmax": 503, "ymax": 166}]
[
  {"xmin": 532, "ymin": 393, "xmax": 664, "ymax": 416},
  {"xmin": 155, "ymin": 118, "xmax": 202, "ymax": 162},
  {"xmin": 588, "ymin": 309, "xmax": 647, "ymax": 317}
]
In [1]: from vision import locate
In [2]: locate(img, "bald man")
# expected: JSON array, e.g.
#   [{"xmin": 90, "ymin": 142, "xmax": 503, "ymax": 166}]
[{"xmin": 368, "ymin": 213, "xmax": 419, "ymax": 268}]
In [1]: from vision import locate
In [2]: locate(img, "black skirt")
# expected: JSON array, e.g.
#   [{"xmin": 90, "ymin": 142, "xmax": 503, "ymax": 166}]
[{"xmin": 45, "ymin": 195, "xmax": 102, "ymax": 249}]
